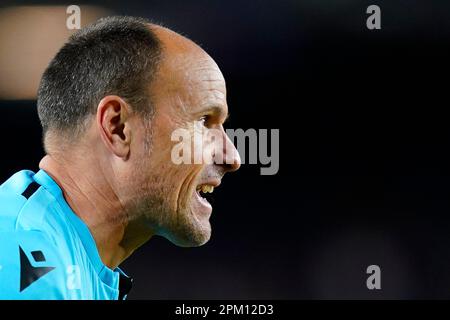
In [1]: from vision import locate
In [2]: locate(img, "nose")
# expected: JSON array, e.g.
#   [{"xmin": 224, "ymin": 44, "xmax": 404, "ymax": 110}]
[{"xmin": 216, "ymin": 130, "xmax": 241, "ymax": 172}]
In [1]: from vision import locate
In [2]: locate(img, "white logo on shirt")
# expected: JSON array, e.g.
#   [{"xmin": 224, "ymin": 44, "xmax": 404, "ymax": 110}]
[{"xmin": 66, "ymin": 265, "xmax": 81, "ymax": 290}]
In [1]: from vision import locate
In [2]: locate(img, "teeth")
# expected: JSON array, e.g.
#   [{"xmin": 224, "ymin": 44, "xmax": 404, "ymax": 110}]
[{"xmin": 199, "ymin": 185, "xmax": 214, "ymax": 194}]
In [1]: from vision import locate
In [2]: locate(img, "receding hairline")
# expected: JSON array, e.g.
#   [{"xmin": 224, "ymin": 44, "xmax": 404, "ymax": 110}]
[{"xmin": 147, "ymin": 22, "xmax": 217, "ymax": 68}]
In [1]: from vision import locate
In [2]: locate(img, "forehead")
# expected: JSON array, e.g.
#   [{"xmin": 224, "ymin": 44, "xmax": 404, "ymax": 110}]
[
  {"xmin": 178, "ymin": 56, "xmax": 227, "ymax": 109},
  {"xmin": 151, "ymin": 27, "xmax": 227, "ymax": 115}
]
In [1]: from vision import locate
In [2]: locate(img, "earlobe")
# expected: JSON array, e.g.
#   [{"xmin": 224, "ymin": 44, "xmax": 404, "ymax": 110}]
[{"xmin": 96, "ymin": 95, "xmax": 132, "ymax": 159}]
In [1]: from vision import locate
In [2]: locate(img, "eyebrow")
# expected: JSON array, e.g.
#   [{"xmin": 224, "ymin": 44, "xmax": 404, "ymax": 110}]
[{"xmin": 203, "ymin": 105, "xmax": 229, "ymax": 123}]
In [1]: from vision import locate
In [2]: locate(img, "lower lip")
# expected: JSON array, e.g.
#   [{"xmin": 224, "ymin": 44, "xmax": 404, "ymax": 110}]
[{"xmin": 192, "ymin": 190, "xmax": 213, "ymax": 217}]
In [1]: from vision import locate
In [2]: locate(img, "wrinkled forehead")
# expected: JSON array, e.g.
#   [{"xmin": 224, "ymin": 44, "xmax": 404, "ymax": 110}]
[{"xmin": 173, "ymin": 55, "xmax": 226, "ymax": 105}]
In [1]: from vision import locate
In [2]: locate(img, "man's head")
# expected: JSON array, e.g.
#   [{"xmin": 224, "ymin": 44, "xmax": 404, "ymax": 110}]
[{"xmin": 37, "ymin": 16, "xmax": 240, "ymax": 248}]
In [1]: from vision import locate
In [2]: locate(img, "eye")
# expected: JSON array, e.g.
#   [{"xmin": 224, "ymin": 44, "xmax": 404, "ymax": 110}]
[{"xmin": 199, "ymin": 115, "xmax": 210, "ymax": 127}]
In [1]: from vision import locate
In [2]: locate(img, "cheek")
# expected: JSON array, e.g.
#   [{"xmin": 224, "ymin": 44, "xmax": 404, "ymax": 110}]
[{"xmin": 147, "ymin": 116, "xmax": 206, "ymax": 200}]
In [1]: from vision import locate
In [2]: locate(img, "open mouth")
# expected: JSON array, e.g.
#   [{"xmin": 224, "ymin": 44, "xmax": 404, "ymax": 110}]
[
  {"xmin": 196, "ymin": 184, "xmax": 215, "ymax": 206},
  {"xmin": 191, "ymin": 182, "xmax": 220, "ymax": 218}
]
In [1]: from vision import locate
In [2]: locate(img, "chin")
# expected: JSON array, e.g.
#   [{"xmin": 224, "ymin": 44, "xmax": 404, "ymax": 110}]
[{"xmin": 165, "ymin": 218, "xmax": 212, "ymax": 247}]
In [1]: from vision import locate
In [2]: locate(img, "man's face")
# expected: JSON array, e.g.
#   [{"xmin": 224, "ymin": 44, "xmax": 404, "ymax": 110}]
[{"xmin": 127, "ymin": 45, "xmax": 240, "ymax": 247}]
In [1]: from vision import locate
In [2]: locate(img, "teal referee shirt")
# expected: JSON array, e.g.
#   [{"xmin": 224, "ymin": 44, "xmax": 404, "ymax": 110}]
[{"xmin": 0, "ymin": 169, "xmax": 133, "ymax": 299}]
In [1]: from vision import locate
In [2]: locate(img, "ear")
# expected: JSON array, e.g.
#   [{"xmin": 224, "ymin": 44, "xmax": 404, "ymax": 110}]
[{"xmin": 96, "ymin": 95, "xmax": 132, "ymax": 159}]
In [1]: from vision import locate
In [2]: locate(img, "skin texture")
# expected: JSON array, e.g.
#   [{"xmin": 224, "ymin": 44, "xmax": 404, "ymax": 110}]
[{"xmin": 40, "ymin": 24, "xmax": 241, "ymax": 269}]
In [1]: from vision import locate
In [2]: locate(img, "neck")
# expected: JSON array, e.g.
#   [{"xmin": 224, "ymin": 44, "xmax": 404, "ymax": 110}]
[{"xmin": 39, "ymin": 154, "xmax": 153, "ymax": 269}]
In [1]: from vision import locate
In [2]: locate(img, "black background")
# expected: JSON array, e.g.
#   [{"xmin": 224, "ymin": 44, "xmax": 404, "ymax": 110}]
[{"xmin": 2, "ymin": 0, "xmax": 450, "ymax": 299}]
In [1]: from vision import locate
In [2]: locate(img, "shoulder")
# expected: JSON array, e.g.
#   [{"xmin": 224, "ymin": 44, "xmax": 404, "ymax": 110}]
[
  {"xmin": 0, "ymin": 170, "xmax": 68, "ymax": 238},
  {"xmin": 0, "ymin": 171, "xmax": 87, "ymax": 299}
]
